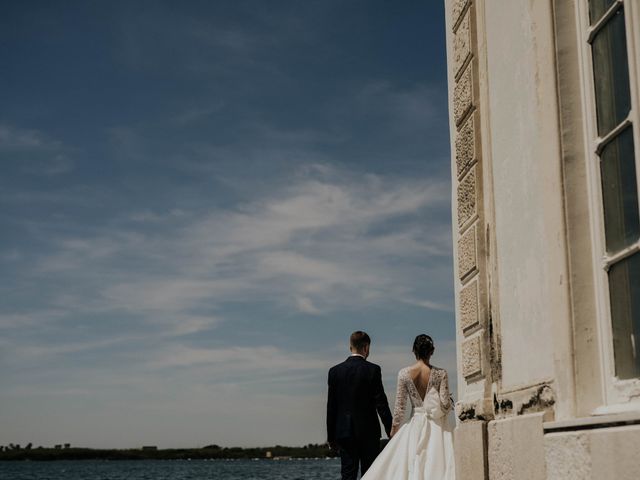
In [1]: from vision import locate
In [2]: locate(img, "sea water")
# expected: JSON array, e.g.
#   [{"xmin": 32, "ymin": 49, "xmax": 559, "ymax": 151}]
[{"xmin": 0, "ymin": 458, "xmax": 342, "ymax": 480}]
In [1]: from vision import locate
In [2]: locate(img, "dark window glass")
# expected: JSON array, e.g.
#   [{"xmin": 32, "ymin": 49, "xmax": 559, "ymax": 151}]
[
  {"xmin": 609, "ymin": 252, "xmax": 640, "ymax": 379},
  {"xmin": 589, "ymin": 0, "xmax": 616, "ymax": 25},
  {"xmin": 600, "ymin": 127, "xmax": 639, "ymax": 252},
  {"xmin": 591, "ymin": 8, "xmax": 631, "ymax": 135}
]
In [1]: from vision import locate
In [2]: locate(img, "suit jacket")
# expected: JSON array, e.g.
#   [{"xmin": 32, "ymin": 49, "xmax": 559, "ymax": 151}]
[{"xmin": 326, "ymin": 356, "xmax": 393, "ymax": 443}]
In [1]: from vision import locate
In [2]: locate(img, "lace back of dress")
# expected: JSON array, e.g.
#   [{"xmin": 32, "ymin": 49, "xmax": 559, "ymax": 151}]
[{"xmin": 392, "ymin": 367, "xmax": 451, "ymax": 428}]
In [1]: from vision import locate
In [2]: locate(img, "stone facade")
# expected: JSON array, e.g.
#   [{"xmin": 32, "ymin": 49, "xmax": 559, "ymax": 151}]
[
  {"xmin": 545, "ymin": 425, "xmax": 640, "ymax": 480},
  {"xmin": 459, "ymin": 279, "xmax": 479, "ymax": 332},
  {"xmin": 488, "ymin": 414, "xmax": 547, "ymax": 480},
  {"xmin": 448, "ymin": 4, "xmax": 492, "ymax": 478},
  {"xmin": 455, "ymin": 113, "xmax": 476, "ymax": 178},
  {"xmin": 461, "ymin": 335, "xmax": 482, "ymax": 379},
  {"xmin": 445, "ymin": 0, "xmax": 640, "ymax": 479},
  {"xmin": 457, "ymin": 225, "xmax": 477, "ymax": 281}
]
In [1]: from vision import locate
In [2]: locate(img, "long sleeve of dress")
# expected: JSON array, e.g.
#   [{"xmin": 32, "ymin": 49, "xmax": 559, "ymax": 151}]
[
  {"xmin": 438, "ymin": 369, "xmax": 452, "ymax": 413},
  {"xmin": 392, "ymin": 370, "xmax": 408, "ymax": 428}
]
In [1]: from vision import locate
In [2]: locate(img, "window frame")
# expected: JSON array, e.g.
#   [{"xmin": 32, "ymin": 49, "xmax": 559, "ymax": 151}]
[{"xmin": 576, "ymin": 0, "xmax": 640, "ymax": 412}]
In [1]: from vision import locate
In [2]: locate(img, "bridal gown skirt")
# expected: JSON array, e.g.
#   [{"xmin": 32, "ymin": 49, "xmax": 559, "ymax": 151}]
[{"xmin": 361, "ymin": 405, "xmax": 455, "ymax": 479}]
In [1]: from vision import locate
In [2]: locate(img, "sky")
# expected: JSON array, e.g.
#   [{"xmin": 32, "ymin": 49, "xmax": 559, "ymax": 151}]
[{"xmin": 0, "ymin": 0, "xmax": 453, "ymax": 449}]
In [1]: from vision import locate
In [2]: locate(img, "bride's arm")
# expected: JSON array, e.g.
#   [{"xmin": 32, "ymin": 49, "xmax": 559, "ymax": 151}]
[
  {"xmin": 390, "ymin": 370, "xmax": 407, "ymax": 437},
  {"xmin": 438, "ymin": 369, "xmax": 453, "ymax": 413}
]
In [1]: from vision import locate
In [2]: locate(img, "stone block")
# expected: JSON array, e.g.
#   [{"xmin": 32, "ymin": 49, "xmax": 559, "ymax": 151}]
[
  {"xmin": 454, "ymin": 420, "xmax": 488, "ymax": 480},
  {"xmin": 451, "ymin": 0, "xmax": 470, "ymax": 30},
  {"xmin": 455, "ymin": 113, "xmax": 476, "ymax": 178},
  {"xmin": 488, "ymin": 413, "xmax": 546, "ymax": 480},
  {"xmin": 453, "ymin": 10, "xmax": 471, "ymax": 78},
  {"xmin": 454, "ymin": 66, "xmax": 473, "ymax": 126},
  {"xmin": 457, "ymin": 167, "xmax": 477, "ymax": 228},
  {"xmin": 545, "ymin": 431, "xmax": 591, "ymax": 480},
  {"xmin": 545, "ymin": 424, "xmax": 640, "ymax": 480},
  {"xmin": 590, "ymin": 425, "xmax": 640, "ymax": 480},
  {"xmin": 457, "ymin": 225, "xmax": 477, "ymax": 281},
  {"xmin": 460, "ymin": 279, "xmax": 479, "ymax": 332},
  {"xmin": 462, "ymin": 334, "xmax": 482, "ymax": 378}
]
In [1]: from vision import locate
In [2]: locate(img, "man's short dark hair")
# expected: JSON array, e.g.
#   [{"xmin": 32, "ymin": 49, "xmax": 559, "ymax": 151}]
[{"xmin": 350, "ymin": 331, "xmax": 371, "ymax": 351}]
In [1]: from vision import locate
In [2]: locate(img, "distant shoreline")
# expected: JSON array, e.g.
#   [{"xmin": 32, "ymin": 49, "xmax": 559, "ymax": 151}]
[{"xmin": 0, "ymin": 444, "xmax": 341, "ymax": 462}]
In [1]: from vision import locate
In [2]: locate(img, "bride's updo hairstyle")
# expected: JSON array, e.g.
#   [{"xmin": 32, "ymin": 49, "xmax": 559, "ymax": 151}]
[{"xmin": 413, "ymin": 334, "xmax": 434, "ymax": 362}]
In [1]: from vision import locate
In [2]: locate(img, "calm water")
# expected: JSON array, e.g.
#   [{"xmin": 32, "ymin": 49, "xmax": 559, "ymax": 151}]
[{"xmin": 0, "ymin": 459, "xmax": 342, "ymax": 480}]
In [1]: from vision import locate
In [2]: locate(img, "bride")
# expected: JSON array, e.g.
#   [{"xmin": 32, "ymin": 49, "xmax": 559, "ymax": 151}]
[{"xmin": 362, "ymin": 335, "xmax": 455, "ymax": 479}]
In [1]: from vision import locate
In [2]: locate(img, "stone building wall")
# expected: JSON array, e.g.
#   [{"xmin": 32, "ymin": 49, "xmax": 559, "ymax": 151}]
[{"xmin": 444, "ymin": 0, "xmax": 640, "ymax": 478}]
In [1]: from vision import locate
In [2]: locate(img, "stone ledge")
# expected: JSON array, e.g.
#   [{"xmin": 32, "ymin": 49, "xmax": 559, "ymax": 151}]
[
  {"xmin": 494, "ymin": 384, "xmax": 556, "ymax": 422},
  {"xmin": 544, "ymin": 410, "xmax": 640, "ymax": 433}
]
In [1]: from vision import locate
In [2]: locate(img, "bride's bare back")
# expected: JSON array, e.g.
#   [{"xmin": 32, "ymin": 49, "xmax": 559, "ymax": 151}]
[{"xmin": 407, "ymin": 361, "xmax": 432, "ymax": 400}]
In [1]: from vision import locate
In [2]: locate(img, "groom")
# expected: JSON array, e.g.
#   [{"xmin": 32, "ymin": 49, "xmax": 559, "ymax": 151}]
[{"xmin": 327, "ymin": 331, "xmax": 393, "ymax": 480}]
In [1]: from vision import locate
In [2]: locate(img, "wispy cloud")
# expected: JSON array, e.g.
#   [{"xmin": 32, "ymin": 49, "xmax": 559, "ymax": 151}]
[
  {"xmin": 0, "ymin": 125, "xmax": 60, "ymax": 150},
  {"xmin": 18, "ymin": 164, "xmax": 449, "ymax": 328},
  {"xmin": 0, "ymin": 124, "xmax": 74, "ymax": 175}
]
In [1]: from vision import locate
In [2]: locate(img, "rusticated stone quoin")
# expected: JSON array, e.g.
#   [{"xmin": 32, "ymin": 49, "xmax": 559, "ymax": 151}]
[
  {"xmin": 488, "ymin": 414, "xmax": 547, "ymax": 480},
  {"xmin": 457, "ymin": 225, "xmax": 477, "ymax": 281},
  {"xmin": 462, "ymin": 334, "xmax": 482, "ymax": 378},
  {"xmin": 457, "ymin": 167, "xmax": 477, "ymax": 228},
  {"xmin": 454, "ymin": 420, "xmax": 488, "ymax": 480},
  {"xmin": 460, "ymin": 279, "xmax": 480, "ymax": 332},
  {"xmin": 456, "ymin": 113, "xmax": 476, "ymax": 178},
  {"xmin": 454, "ymin": 67, "xmax": 473, "ymax": 126},
  {"xmin": 453, "ymin": 11, "xmax": 471, "ymax": 79},
  {"xmin": 451, "ymin": 0, "xmax": 470, "ymax": 29}
]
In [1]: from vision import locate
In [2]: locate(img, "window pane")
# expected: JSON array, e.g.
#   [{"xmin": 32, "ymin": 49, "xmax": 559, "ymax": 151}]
[
  {"xmin": 589, "ymin": 0, "xmax": 616, "ymax": 25},
  {"xmin": 609, "ymin": 252, "xmax": 640, "ymax": 379},
  {"xmin": 591, "ymin": 8, "xmax": 631, "ymax": 135},
  {"xmin": 600, "ymin": 127, "xmax": 640, "ymax": 252}
]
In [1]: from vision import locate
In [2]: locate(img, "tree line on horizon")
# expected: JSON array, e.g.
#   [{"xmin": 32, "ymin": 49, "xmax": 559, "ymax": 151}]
[{"xmin": 0, "ymin": 443, "xmax": 339, "ymax": 461}]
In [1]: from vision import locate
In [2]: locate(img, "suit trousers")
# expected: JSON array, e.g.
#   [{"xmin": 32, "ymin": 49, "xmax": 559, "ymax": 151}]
[{"xmin": 338, "ymin": 437, "xmax": 380, "ymax": 480}]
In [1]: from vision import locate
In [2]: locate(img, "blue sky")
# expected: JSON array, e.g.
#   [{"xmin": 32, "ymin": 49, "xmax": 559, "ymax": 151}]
[{"xmin": 0, "ymin": 0, "xmax": 453, "ymax": 448}]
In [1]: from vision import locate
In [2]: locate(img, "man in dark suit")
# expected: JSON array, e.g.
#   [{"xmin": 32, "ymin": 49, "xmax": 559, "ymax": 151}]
[{"xmin": 327, "ymin": 331, "xmax": 393, "ymax": 480}]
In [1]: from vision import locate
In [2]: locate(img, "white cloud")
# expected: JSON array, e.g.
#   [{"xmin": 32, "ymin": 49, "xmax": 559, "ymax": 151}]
[
  {"xmin": 0, "ymin": 124, "xmax": 74, "ymax": 175},
  {"xmin": 0, "ymin": 163, "xmax": 456, "ymax": 448},
  {"xmin": 398, "ymin": 297, "xmax": 454, "ymax": 312},
  {"xmin": 295, "ymin": 296, "xmax": 321, "ymax": 314},
  {"xmin": 13, "ymin": 164, "xmax": 451, "ymax": 328},
  {"xmin": 0, "ymin": 125, "xmax": 58, "ymax": 150}
]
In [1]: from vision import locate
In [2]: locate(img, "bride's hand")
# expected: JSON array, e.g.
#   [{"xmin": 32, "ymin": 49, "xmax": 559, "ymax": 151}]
[{"xmin": 389, "ymin": 425, "xmax": 399, "ymax": 438}]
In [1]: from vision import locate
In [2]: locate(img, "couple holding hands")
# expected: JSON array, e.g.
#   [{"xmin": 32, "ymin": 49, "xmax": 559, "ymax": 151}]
[{"xmin": 327, "ymin": 331, "xmax": 455, "ymax": 480}]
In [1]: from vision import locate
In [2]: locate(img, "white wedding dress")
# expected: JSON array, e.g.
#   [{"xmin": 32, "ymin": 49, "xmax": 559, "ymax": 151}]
[{"xmin": 361, "ymin": 366, "xmax": 455, "ymax": 480}]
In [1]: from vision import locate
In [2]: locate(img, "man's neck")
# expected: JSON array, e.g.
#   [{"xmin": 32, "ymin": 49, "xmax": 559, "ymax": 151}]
[{"xmin": 350, "ymin": 353, "xmax": 366, "ymax": 359}]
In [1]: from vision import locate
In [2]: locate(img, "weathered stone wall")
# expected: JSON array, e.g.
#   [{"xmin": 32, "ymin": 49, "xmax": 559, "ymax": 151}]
[
  {"xmin": 446, "ymin": 1, "xmax": 493, "ymax": 478},
  {"xmin": 448, "ymin": 0, "xmax": 492, "ymax": 414},
  {"xmin": 488, "ymin": 414, "xmax": 547, "ymax": 480},
  {"xmin": 545, "ymin": 425, "xmax": 640, "ymax": 480},
  {"xmin": 446, "ymin": 0, "xmax": 640, "ymax": 478}
]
